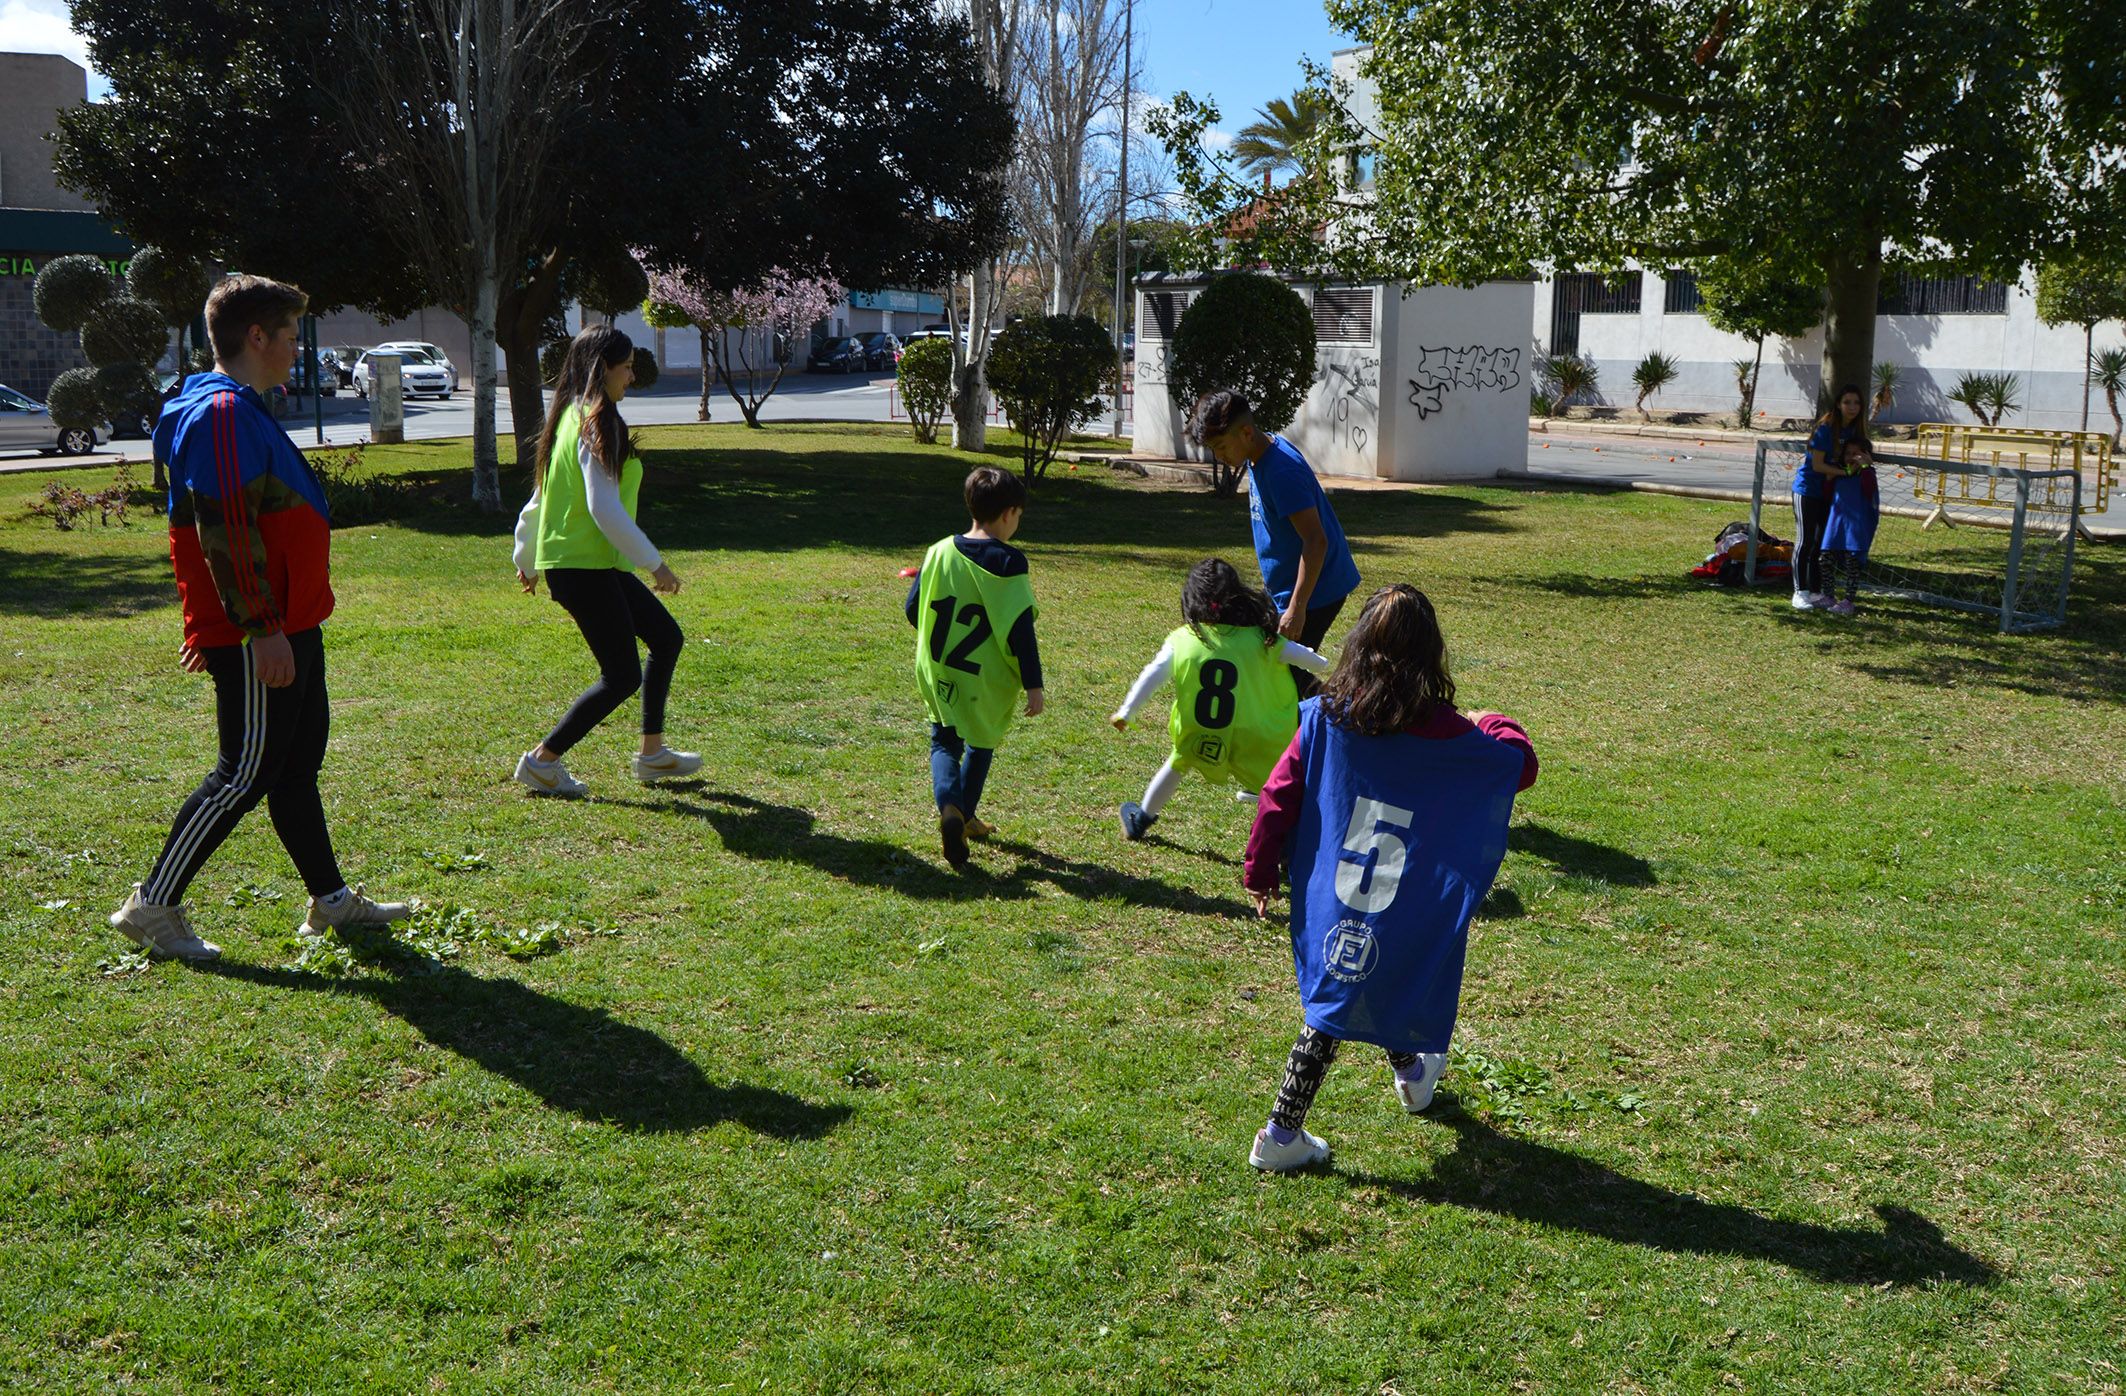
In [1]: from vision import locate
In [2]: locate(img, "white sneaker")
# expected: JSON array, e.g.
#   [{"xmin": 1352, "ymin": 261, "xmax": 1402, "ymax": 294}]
[
  {"xmin": 1393, "ymin": 1053, "xmax": 1447, "ymax": 1113},
  {"xmin": 109, "ymin": 886, "xmax": 221, "ymax": 961},
  {"xmin": 300, "ymin": 884, "xmax": 411, "ymax": 937},
  {"xmin": 1234, "ymin": 787, "xmax": 1258, "ymax": 804},
  {"xmin": 1249, "ymin": 1126, "xmax": 1331, "ymax": 1173},
  {"xmin": 630, "ymin": 746, "xmax": 703, "ymax": 783},
  {"xmin": 1791, "ymin": 590, "xmax": 1819, "ymax": 610},
  {"xmin": 515, "ymin": 750, "xmax": 588, "ymax": 797}
]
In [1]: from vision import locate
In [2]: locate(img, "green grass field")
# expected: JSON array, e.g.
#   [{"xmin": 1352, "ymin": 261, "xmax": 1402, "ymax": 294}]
[{"xmin": 2, "ymin": 425, "xmax": 2121, "ymax": 1393}]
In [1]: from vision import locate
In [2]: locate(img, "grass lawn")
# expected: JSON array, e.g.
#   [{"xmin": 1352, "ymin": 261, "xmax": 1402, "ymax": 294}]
[{"xmin": 2, "ymin": 424, "xmax": 2121, "ymax": 1394}]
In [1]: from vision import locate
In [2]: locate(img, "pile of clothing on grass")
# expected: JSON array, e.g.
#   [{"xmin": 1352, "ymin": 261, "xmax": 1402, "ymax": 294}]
[{"xmin": 1690, "ymin": 520, "xmax": 1792, "ymax": 587}]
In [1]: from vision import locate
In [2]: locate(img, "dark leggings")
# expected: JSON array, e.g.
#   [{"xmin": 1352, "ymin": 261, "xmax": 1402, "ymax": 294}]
[
  {"xmin": 543, "ymin": 567, "xmax": 684, "ymax": 755},
  {"xmin": 1269, "ymin": 1025, "xmax": 1418, "ymax": 1131},
  {"xmin": 1291, "ymin": 595, "xmax": 1346, "ymax": 699},
  {"xmin": 1827, "ymin": 550, "xmax": 1863, "ymax": 601},
  {"xmin": 1792, "ymin": 493, "xmax": 1832, "ymax": 595},
  {"xmin": 143, "ymin": 627, "xmax": 344, "ymax": 904}
]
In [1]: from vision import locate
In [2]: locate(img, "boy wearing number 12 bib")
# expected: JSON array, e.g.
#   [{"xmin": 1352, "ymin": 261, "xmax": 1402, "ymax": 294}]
[
  {"xmin": 905, "ymin": 467, "xmax": 1045, "ymax": 868},
  {"xmin": 1241, "ymin": 585, "xmax": 1538, "ymax": 1173},
  {"xmin": 1110, "ymin": 558, "xmax": 1329, "ymax": 840}
]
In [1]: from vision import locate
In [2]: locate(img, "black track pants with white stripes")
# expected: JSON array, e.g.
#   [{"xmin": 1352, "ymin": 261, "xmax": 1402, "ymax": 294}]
[{"xmin": 141, "ymin": 626, "xmax": 344, "ymax": 905}]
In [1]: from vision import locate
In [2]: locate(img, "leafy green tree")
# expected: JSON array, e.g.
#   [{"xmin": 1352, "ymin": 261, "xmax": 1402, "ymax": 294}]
[
  {"xmin": 896, "ymin": 337, "xmax": 954, "ymax": 444},
  {"xmin": 985, "ymin": 315, "xmax": 1112, "ymax": 482},
  {"xmin": 1231, "ymin": 91, "xmax": 1328, "ymax": 183},
  {"xmin": 126, "ymin": 247, "xmax": 214, "ymax": 387},
  {"xmin": 31, "ymin": 255, "xmax": 114, "ymax": 334},
  {"xmin": 1156, "ymin": 0, "xmax": 2107, "ymax": 402},
  {"xmin": 1170, "ymin": 275, "xmax": 1316, "ymax": 495},
  {"xmin": 1699, "ymin": 261, "xmax": 1822, "ymax": 428},
  {"xmin": 2034, "ymin": 256, "xmax": 2126, "ymax": 434}
]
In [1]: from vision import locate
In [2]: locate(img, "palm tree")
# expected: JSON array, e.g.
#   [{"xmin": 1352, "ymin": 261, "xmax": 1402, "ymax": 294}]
[
  {"xmin": 1232, "ymin": 91, "xmax": 1328, "ymax": 182},
  {"xmin": 2090, "ymin": 346, "xmax": 2126, "ymax": 447}
]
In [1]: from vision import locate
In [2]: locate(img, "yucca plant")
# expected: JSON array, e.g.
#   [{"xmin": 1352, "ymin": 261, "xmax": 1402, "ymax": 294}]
[
  {"xmin": 1632, "ymin": 351, "xmax": 1680, "ymax": 420},
  {"xmin": 1732, "ymin": 357, "xmax": 1758, "ymax": 429},
  {"xmin": 1949, "ymin": 370, "xmax": 2021, "ymax": 427},
  {"xmin": 2091, "ymin": 346, "xmax": 2126, "ymax": 448},
  {"xmin": 1545, "ymin": 352, "xmax": 1599, "ymax": 415},
  {"xmin": 1872, "ymin": 360, "xmax": 1900, "ymax": 416}
]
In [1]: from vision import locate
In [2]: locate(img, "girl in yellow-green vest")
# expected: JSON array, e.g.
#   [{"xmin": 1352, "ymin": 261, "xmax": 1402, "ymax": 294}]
[
  {"xmin": 1110, "ymin": 558, "xmax": 1330, "ymax": 840},
  {"xmin": 509, "ymin": 325, "xmax": 697, "ymax": 797}
]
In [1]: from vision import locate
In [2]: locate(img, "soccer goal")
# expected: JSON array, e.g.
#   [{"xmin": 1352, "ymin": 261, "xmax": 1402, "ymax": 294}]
[{"xmin": 1745, "ymin": 439, "xmax": 2081, "ymax": 633}]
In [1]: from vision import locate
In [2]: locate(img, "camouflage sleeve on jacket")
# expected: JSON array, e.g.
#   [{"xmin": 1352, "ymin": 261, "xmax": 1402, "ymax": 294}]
[{"xmin": 193, "ymin": 474, "xmax": 284, "ymax": 637}]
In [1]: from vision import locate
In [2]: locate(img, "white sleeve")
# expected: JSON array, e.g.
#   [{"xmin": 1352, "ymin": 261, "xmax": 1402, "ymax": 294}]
[
  {"xmin": 1278, "ymin": 638, "xmax": 1332, "ymax": 675},
  {"xmin": 510, "ymin": 491, "xmax": 540, "ymax": 578},
  {"xmin": 580, "ymin": 433, "xmax": 663, "ymax": 572},
  {"xmin": 1114, "ymin": 641, "xmax": 1174, "ymax": 723}
]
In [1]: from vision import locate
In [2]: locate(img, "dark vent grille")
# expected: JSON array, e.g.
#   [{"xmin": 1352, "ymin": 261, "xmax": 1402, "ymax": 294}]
[{"xmin": 1313, "ymin": 288, "xmax": 1375, "ymax": 344}]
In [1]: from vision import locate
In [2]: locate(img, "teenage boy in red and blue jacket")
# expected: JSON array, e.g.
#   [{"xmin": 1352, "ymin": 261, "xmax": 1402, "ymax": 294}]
[{"xmin": 109, "ymin": 274, "xmax": 408, "ymax": 961}]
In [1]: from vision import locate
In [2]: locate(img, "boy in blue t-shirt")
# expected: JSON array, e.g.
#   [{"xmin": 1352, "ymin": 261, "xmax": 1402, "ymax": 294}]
[{"xmin": 1189, "ymin": 390, "xmax": 1361, "ymax": 680}]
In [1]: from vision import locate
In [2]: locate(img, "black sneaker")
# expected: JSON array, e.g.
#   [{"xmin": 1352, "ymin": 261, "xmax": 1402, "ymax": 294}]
[
  {"xmin": 939, "ymin": 803, "xmax": 970, "ymax": 868},
  {"xmin": 1118, "ymin": 801, "xmax": 1157, "ymax": 841}
]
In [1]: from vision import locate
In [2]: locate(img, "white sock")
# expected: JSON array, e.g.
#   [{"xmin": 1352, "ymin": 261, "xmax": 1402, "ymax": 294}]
[
  {"xmin": 319, "ymin": 886, "xmax": 351, "ymax": 907},
  {"xmin": 1142, "ymin": 761, "xmax": 1183, "ymax": 816}
]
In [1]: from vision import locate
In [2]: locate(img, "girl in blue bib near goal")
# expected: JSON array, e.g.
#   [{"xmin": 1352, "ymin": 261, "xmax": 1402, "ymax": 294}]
[
  {"xmin": 1109, "ymin": 558, "xmax": 1330, "ymax": 841},
  {"xmin": 1819, "ymin": 436, "xmax": 1880, "ymax": 617},
  {"xmin": 1241, "ymin": 584, "xmax": 1539, "ymax": 1173}
]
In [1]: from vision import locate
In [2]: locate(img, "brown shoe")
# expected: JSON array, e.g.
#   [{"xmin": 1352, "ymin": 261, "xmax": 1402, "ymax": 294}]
[{"xmin": 965, "ymin": 817, "xmax": 993, "ymax": 842}]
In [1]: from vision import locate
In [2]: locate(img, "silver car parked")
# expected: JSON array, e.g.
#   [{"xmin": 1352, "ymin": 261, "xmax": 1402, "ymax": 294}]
[{"xmin": 0, "ymin": 382, "xmax": 105, "ymax": 457}]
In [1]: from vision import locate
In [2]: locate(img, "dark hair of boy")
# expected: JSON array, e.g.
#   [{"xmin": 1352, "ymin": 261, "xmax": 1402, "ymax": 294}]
[
  {"xmin": 1187, "ymin": 388, "xmax": 1251, "ymax": 445},
  {"xmin": 536, "ymin": 324, "xmax": 638, "ymax": 491},
  {"xmin": 1181, "ymin": 557, "xmax": 1280, "ymax": 644},
  {"xmin": 964, "ymin": 465, "xmax": 1028, "ymax": 523},
  {"xmin": 1318, "ymin": 584, "xmax": 1456, "ymax": 736},
  {"xmin": 204, "ymin": 274, "xmax": 309, "ymax": 364}
]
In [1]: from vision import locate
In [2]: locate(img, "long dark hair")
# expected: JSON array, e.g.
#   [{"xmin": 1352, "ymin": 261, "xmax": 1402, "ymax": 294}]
[
  {"xmin": 535, "ymin": 324, "xmax": 637, "ymax": 491},
  {"xmin": 1181, "ymin": 557, "xmax": 1279, "ymax": 644},
  {"xmin": 1318, "ymin": 584, "xmax": 1456, "ymax": 736},
  {"xmin": 1817, "ymin": 383, "xmax": 1867, "ymax": 434}
]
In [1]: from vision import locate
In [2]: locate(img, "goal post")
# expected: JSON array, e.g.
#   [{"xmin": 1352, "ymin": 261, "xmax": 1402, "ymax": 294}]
[{"xmin": 1746, "ymin": 438, "xmax": 2081, "ymax": 633}]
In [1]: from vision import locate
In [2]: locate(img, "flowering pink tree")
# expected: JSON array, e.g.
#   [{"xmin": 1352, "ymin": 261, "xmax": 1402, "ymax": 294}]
[{"xmin": 643, "ymin": 263, "xmax": 843, "ymax": 429}]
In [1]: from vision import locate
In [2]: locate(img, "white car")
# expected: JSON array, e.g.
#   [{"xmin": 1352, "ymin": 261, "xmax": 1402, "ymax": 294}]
[
  {"xmin": 353, "ymin": 348, "xmax": 454, "ymax": 400},
  {"xmin": 370, "ymin": 340, "xmax": 459, "ymax": 394},
  {"xmin": 0, "ymin": 381, "xmax": 105, "ymax": 457}
]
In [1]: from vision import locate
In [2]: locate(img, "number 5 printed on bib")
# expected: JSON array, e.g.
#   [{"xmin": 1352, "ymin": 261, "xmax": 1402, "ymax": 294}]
[{"xmin": 1335, "ymin": 796, "xmax": 1415, "ymax": 914}]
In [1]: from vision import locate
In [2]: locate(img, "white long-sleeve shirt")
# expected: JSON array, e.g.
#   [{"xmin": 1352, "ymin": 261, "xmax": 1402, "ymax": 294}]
[
  {"xmin": 511, "ymin": 432, "xmax": 663, "ymax": 577},
  {"xmin": 1112, "ymin": 634, "xmax": 1331, "ymax": 724}
]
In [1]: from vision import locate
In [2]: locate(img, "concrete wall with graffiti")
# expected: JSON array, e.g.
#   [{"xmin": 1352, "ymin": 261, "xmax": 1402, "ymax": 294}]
[{"xmin": 1133, "ymin": 275, "xmax": 1532, "ymax": 482}]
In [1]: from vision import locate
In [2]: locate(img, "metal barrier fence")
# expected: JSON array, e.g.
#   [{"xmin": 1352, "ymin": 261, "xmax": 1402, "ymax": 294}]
[
  {"xmin": 1912, "ymin": 423, "xmax": 2114, "ymax": 519},
  {"xmin": 1746, "ymin": 438, "xmax": 2080, "ymax": 633}
]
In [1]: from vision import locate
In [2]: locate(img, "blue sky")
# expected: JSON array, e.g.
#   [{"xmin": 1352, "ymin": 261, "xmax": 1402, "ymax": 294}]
[{"xmin": 1132, "ymin": 0, "xmax": 1356, "ymax": 144}]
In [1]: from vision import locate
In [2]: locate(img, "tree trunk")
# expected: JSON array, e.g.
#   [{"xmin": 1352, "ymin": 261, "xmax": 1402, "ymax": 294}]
[
  {"xmin": 1818, "ymin": 249, "xmax": 1882, "ymax": 414},
  {"xmin": 497, "ymin": 252, "xmax": 564, "ymax": 479},
  {"xmin": 950, "ymin": 268, "xmax": 996, "ymax": 450},
  {"xmin": 1745, "ymin": 336, "xmax": 1765, "ymax": 427},
  {"xmin": 468, "ymin": 258, "xmax": 501, "ymax": 512},
  {"xmin": 697, "ymin": 326, "xmax": 712, "ymax": 421},
  {"xmin": 2081, "ymin": 323, "xmax": 2093, "ymax": 435}
]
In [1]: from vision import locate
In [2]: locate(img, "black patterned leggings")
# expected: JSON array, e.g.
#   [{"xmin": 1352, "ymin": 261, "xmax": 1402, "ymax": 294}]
[{"xmin": 1269, "ymin": 1025, "xmax": 1419, "ymax": 1131}]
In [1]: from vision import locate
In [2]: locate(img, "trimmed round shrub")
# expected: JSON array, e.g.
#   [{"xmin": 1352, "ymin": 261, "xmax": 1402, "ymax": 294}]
[
  {"xmin": 126, "ymin": 246, "xmax": 214, "ymax": 327},
  {"xmin": 631, "ymin": 346, "xmax": 659, "ymax": 389},
  {"xmin": 1169, "ymin": 274, "xmax": 1316, "ymax": 434},
  {"xmin": 44, "ymin": 367, "xmax": 105, "ymax": 430},
  {"xmin": 81, "ymin": 296, "xmax": 170, "ymax": 368},
  {"xmin": 33, "ymin": 254, "xmax": 116, "ymax": 333},
  {"xmin": 896, "ymin": 336, "xmax": 954, "ymax": 443},
  {"xmin": 568, "ymin": 250, "xmax": 651, "ymax": 322},
  {"xmin": 93, "ymin": 362, "xmax": 161, "ymax": 424}
]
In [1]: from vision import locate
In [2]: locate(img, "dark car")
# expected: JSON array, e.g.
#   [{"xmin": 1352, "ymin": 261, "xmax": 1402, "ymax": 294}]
[
  {"xmin": 858, "ymin": 332, "xmax": 902, "ymax": 371},
  {"xmin": 808, "ymin": 336, "xmax": 866, "ymax": 373}
]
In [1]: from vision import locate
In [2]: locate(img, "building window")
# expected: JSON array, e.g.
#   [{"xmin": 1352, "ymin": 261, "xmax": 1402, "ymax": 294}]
[
  {"xmin": 1548, "ymin": 272, "xmax": 1642, "ymax": 356},
  {"xmin": 1663, "ymin": 269, "xmax": 1703, "ymax": 314},
  {"xmin": 1878, "ymin": 274, "xmax": 2010, "ymax": 316},
  {"xmin": 1141, "ymin": 290, "xmax": 1192, "ymax": 340},
  {"xmin": 1313, "ymin": 287, "xmax": 1375, "ymax": 345},
  {"xmin": 1343, "ymin": 147, "xmax": 1377, "ymax": 190}
]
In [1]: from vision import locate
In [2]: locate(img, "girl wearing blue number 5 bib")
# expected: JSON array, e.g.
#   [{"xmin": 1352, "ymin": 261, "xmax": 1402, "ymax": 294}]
[{"xmin": 1240, "ymin": 585, "xmax": 1538, "ymax": 1173}]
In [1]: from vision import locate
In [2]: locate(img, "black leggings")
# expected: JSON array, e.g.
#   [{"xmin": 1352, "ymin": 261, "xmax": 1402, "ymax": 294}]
[
  {"xmin": 143, "ymin": 627, "xmax": 344, "ymax": 904},
  {"xmin": 1269, "ymin": 1025, "xmax": 1418, "ymax": 1131},
  {"xmin": 1792, "ymin": 493, "xmax": 1832, "ymax": 595},
  {"xmin": 1291, "ymin": 594, "xmax": 1346, "ymax": 699},
  {"xmin": 543, "ymin": 567, "xmax": 684, "ymax": 755}
]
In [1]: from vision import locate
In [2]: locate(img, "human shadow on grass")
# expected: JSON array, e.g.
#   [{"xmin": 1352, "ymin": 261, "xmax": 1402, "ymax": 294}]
[
  {"xmin": 1341, "ymin": 1104, "xmax": 1998, "ymax": 1288},
  {"xmin": 1510, "ymin": 822, "xmax": 1656, "ymax": 887},
  {"xmin": 612, "ymin": 786, "xmax": 1256, "ymax": 918},
  {"xmin": 195, "ymin": 955, "xmax": 851, "ymax": 1139},
  {"xmin": 0, "ymin": 543, "xmax": 174, "ymax": 619}
]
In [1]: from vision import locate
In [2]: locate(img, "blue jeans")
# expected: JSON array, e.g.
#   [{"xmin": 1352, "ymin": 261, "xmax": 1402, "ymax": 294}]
[{"xmin": 929, "ymin": 724, "xmax": 994, "ymax": 818}]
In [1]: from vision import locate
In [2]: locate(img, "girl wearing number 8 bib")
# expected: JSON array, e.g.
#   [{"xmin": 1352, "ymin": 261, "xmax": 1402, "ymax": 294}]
[
  {"xmin": 1109, "ymin": 558, "xmax": 1329, "ymax": 841},
  {"xmin": 1240, "ymin": 584, "xmax": 1538, "ymax": 1173}
]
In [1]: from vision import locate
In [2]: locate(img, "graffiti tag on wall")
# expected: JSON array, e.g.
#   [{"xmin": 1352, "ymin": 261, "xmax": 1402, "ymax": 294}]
[
  {"xmin": 1320, "ymin": 356, "xmax": 1380, "ymax": 456},
  {"xmin": 1407, "ymin": 346, "xmax": 1522, "ymax": 420}
]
